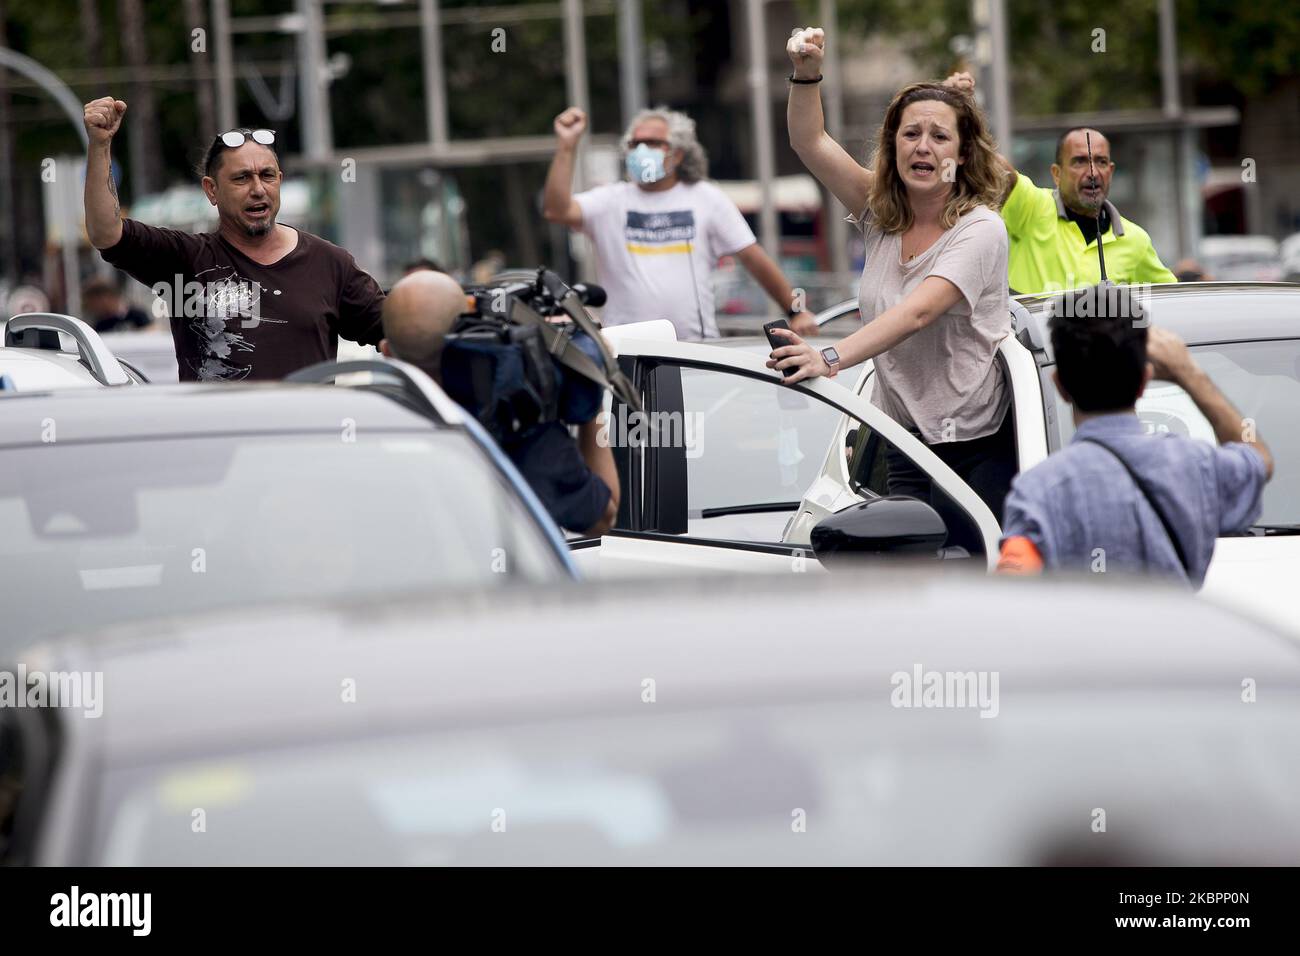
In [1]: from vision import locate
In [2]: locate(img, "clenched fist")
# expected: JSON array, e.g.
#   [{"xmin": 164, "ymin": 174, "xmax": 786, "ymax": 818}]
[
  {"xmin": 786, "ymin": 27, "xmax": 825, "ymax": 80},
  {"xmin": 84, "ymin": 96, "xmax": 127, "ymax": 145},
  {"xmin": 553, "ymin": 107, "xmax": 587, "ymax": 149},
  {"xmin": 942, "ymin": 71, "xmax": 976, "ymax": 94}
]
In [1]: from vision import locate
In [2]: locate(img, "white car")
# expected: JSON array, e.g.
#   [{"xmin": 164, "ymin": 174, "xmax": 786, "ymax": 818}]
[
  {"xmin": 95, "ymin": 329, "xmax": 179, "ymax": 383},
  {"xmin": 0, "ymin": 313, "xmax": 143, "ymax": 391},
  {"xmin": 1281, "ymin": 232, "xmax": 1300, "ymax": 283},
  {"xmin": 0, "ymin": 357, "xmax": 577, "ymax": 652},
  {"xmin": 572, "ymin": 282, "xmax": 1300, "ymax": 635},
  {"xmin": 1198, "ymin": 235, "xmax": 1283, "ymax": 282}
]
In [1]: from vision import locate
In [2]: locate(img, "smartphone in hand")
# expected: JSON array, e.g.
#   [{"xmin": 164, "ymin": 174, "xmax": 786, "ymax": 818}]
[{"xmin": 763, "ymin": 318, "xmax": 797, "ymax": 377}]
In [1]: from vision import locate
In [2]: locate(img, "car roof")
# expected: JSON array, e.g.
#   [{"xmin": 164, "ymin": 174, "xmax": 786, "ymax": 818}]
[
  {"xmin": 821, "ymin": 281, "xmax": 1300, "ymax": 346},
  {"xmin": 28, "ymin": 570, "xmax": 1300, "ymax": 766},
  {"xmin": 0, "ymin": 346, "xmax": 104, "ymax": 391},
  {"xmin": 1014, "ymin": 281, "xmax": 1300, "ymax": 358},
  {"xmin": 713, "ymin": 335, "xmax": 836, "ymax": 353},
  {"xmin": 0, "ymin": 381, "xmax": 444, "ymax": 446}
]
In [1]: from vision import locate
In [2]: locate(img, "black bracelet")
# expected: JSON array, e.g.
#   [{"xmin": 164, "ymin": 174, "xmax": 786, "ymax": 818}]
[{"xmin": 788, "ymin": 74, "xmax": 823, "ymax": 85}]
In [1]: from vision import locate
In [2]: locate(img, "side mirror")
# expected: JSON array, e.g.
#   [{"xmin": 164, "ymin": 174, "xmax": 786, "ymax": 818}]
[{"xmin": 810, "ymin": 496, "xmax": 947, "ymax": 567}]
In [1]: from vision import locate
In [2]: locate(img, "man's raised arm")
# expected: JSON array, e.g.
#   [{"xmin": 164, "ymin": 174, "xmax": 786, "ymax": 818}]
[
  {"xmin": 83, "ymin": 96, "xmax": 127, "ymax": 250},
  {"xmin": 941, "ymin": 72, "xmax": 1016, "ymax": 204},
  {"xmin": 542, "ymin": 107, "xmax": 586, "ymax": 229}
]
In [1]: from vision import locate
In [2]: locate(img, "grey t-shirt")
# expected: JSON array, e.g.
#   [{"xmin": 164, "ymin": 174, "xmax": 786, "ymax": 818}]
[{"xmin": 851, "ymin": 203, "xmax": 1011, "ymax": 443}]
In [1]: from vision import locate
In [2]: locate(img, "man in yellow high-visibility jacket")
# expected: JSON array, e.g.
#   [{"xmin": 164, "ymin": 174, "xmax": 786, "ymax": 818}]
[
  {"xmin": 942, "ymin": 74, "xmax": 1177, "ymax": 295},
  {"xmin": 999, "ymin": 127, "xmax": 1177, "ymax": 294}
]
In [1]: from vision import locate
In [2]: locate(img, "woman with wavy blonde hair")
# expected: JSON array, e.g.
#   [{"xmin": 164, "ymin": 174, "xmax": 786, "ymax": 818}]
[{"xmin": 772, "ymin": 26, "xmax": 1016, "ymax": 543}]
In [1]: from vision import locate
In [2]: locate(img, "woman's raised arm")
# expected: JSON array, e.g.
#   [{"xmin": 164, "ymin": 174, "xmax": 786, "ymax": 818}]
[{"xmin": 786, "ymin": 27, "xmax": 873, "ymax": 218}]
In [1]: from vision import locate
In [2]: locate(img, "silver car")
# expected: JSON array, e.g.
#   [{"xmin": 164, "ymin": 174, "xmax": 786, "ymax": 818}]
[{"xmin": 6, "ymin": 571, "xmax": 1299, "ymax": 865}]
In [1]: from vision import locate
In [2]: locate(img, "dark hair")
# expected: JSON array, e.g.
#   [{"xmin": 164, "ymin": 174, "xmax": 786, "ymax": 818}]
[
  {"xmin": 1055, "ymin": 127, "xmax": 1110, "ymax": 166},
  {"xmin": 195, "ymin": 128, "xmax": 281, "ymax": 179},
  {"xmin": 1049, "ymin": 284, "xmax": 1148, "ymax": 413},
  {"xmin": 402, "ymin": 257, "xmax": 444, "ymax": 275}
]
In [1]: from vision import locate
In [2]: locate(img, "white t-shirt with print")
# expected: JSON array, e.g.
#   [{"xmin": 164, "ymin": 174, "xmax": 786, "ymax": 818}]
[{"xmin": 574, "ymin": 180, "xmax": 757, "ymax": 340}]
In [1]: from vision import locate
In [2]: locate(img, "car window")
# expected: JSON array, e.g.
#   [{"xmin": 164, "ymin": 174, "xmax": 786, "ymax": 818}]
[
  {"xmin": 1044, "ymin": 340, "xmax": 1300, "ymax": 525},
  {"xmin": 0, "ymin": 432, "xmax": 563, "ymax": 650},
  {"xmin": 678, "ymin": 366, "xmax": 843, "ymax": 540},
  {"xmin": 618, "ymin": 363, "xmax": 985, "ymax": 554},
  {"xmin": 844, "ymin": 419, "xmax": 985, "ymax": 555},
  {"xmin": 846, "ymin": 422, "xmax": 892, "ymax": 497}
]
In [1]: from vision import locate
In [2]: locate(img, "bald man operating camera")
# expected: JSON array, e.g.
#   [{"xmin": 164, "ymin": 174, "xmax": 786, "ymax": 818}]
[{"xmin": 381, "ymin": 270, "xmax": 620, "ymax": 537}]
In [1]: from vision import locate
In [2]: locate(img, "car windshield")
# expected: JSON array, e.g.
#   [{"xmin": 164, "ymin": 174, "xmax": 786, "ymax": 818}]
[
  {"xmin": 89, "ymin": 692, "xmax": 1300, "ymax": 865},
  {"xmin": 0, "ymin": 432, "xmax": 562, "ymax": 650},
  {"xmin": 1043, "ymin": 340, "xmax": 1300, "ymax": 525}
]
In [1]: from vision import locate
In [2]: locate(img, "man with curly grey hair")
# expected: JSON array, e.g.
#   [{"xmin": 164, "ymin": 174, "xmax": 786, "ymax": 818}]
[{"xmin": 544, "ymin": 105, "xmax": 817, "ymax": 341}]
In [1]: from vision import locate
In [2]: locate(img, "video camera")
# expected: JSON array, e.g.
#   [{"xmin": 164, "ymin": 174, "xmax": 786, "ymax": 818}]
[{"xmin": 440, "ymin": 267, "xmax": 642, "ymax": 445}]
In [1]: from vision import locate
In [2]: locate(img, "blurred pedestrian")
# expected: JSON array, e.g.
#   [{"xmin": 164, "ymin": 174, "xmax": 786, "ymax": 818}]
[
  {"xmin": 380, "ymin": 270, "xmax": 620, "ymax": 536},
  {"xmin": 4, "ymin": 282, "xmax": 50, "ymax": 318},
  {"xmin": 82, "ymin": 275, "xmax": 152, "ymax": 333},
  {"xmin": 944, "ymin": 73, "xmax": 1177, "ymax": 294},
  {"xmin": 543, "ymin": 105, "xmax": 817, "ymax": 340},
  {"xmin": 997, "ymin": 284, "xmax": 1272, "ymax": 587},
  {"xmin": 82, "ymin": 96, "xmax": 385, "ymax": 381},
  {"xmin": 469, "ymin": 250, "xmax": 507, "ymax": 285},
  {"xmin": 1173, "ymin": 258, "xmax": 1211, "ymax": 282},
  {"xmin": 776, "ymin": 27, "xmax": 1015, "ymax": 545},
  {"xmin": 401, "ymin": 257, "xmax": 444, "ymax": 276}
]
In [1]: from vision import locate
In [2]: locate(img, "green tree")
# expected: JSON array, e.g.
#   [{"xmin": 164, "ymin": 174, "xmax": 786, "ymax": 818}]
[{"xmin": 823, "ymin": 0, "xmax": 1300, "ymax": 112}]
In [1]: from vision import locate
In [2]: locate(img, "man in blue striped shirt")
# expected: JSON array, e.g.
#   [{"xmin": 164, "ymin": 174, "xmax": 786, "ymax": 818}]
[{"xmin": 998, "ymin": 284, "xmax": 1273, "ymax": 587}]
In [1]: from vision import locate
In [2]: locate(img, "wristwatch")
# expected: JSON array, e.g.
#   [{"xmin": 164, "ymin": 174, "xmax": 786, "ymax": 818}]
[{"xmin": 820, "ymin": 346, "xmax": 841, "ymax": 378}]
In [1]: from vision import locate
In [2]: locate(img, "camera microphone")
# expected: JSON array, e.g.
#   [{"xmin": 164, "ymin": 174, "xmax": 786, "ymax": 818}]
[{"xmin": 572, "ymin": 282, "xmax": 607, "ymax": 308}]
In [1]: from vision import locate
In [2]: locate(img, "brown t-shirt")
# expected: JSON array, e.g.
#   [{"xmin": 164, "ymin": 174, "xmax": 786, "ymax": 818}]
[{"xmin": 100, "ymin": 219, "xmax": 385, "ymax": 381}]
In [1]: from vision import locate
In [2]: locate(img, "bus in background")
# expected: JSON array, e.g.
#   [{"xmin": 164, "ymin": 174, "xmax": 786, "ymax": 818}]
[
  {"xmin": 718, "ymin": 174, "xmax": 828, "ymax": 273},
  {"xmin": 711, "ymin": 174, "xmax": 855, "ymax": 321}
]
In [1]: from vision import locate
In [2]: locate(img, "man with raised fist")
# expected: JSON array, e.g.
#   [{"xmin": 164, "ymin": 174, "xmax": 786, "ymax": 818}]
[
  {"xmin": 939, "ymin": 72, "xmax": 1176, "ymax": 294},
  {"xmin": 82, "ymin": 96, "xmax": 385, "ymax": 381},
  {"xmin": 542, "ymin": 105, "xmax": 817, "ymax": 341}
]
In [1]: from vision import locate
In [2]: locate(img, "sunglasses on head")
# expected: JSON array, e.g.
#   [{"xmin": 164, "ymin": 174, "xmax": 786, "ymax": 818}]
[{"xmin": 219, "ymin": 128, "xmax": 276, "ymax": 148}]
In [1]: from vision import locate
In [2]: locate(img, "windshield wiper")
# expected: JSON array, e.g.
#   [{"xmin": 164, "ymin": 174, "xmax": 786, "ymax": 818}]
[
  {"xmin": 1246, "ymin": 524, "xmax": 1300, "ymax": 536},
  {"xmin": 699, "ymin": 501, "xmax": 802, "ymax": 519}
]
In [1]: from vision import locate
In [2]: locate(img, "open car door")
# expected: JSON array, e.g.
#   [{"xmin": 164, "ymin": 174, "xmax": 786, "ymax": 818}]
[{"xmin": 570, "ymin": 334, "xmax": 1002, "ymax": 578}]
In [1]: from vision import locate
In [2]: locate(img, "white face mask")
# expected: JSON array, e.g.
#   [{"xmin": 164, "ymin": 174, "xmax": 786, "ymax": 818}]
[{"xmin": 626, "ymin": 144, "xmax": 670, "ymax": 184}]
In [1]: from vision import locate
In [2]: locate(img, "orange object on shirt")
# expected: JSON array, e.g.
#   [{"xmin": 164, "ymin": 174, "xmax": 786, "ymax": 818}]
[{"xmin": 997, "ymin": 535, "xmax": 1043, "ymax": 575}]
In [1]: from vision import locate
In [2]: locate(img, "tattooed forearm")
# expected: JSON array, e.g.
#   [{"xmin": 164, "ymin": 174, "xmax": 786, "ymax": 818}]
[
  {"xmin": 108, "ymin": 171, "xmax": 120, "ymax": 219},
  {"xmin": 84, "ymin": 137, "xmax": 124, "ymax": 248}
]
